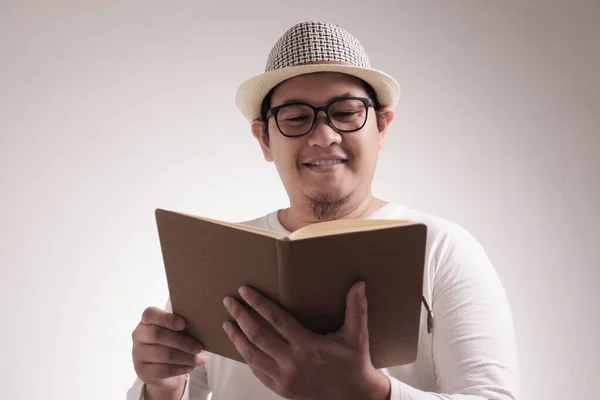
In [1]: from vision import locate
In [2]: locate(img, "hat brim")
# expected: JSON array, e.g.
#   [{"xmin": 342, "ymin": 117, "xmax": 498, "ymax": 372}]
[{"xmin": 235, "ymin": 64, "xmax": 401, "ymax": 122}]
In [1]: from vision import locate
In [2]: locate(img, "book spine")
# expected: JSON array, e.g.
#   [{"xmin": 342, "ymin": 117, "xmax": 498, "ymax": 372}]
[{"xmin": 275, "ymin": 240, "xmax": 293, "ymax": 308}]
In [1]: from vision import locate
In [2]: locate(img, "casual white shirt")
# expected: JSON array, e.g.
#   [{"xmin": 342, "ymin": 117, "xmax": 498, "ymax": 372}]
[{"xmin": 126, "ymin": 202, "xmax": 520, "ymax": 400}]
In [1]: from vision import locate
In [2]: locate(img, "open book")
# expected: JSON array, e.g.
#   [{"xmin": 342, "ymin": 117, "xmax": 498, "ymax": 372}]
[{"xmin": 155, "ymin": 208, "xmax": 428, "ymax": 368}]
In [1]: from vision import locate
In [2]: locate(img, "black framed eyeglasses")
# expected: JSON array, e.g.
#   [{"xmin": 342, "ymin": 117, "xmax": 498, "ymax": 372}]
[{"xmin": 265, "ymin": 96, "xmax": 375, "ymax": 138}]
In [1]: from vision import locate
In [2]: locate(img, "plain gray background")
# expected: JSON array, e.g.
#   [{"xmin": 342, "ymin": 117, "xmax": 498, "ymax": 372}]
[{"xmin": 1, "ymin": 1, "xmax": 598, "ymax": 399}]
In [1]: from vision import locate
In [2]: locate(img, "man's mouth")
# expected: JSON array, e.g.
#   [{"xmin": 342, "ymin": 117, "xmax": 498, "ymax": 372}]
[{"xmin": 304, "ymin": 159, "xmax": 347, "ymax": 167}]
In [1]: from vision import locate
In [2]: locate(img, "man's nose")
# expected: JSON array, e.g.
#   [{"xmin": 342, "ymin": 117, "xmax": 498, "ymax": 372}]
[{"xmin": 307, "ymin": 111, "xmax": 342, "ymax": 147}]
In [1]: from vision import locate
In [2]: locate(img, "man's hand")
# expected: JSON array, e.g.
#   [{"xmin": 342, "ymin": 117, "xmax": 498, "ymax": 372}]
[
  {"xmin": 222, "ymin": 281, "xmax": 390, "ymax": 400},
  {"xmin": 131, "ymin": 307, "xmax": 207, "ymax": 399}
]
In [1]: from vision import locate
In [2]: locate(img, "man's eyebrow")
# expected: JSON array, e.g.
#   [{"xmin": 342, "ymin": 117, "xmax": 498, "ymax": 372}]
[{"xmin": 279, "ymin": 92, "xmax": 362, "ymax": 106}]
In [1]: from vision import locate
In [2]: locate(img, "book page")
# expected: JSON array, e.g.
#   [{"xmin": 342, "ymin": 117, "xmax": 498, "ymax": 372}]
[
  {"xmin": 288, "ymin": 219, "xmax": 415, "ymax": 240},
  {"xmin": 159, "ymin": 209, "xmax": 284, "ymax": 240}
]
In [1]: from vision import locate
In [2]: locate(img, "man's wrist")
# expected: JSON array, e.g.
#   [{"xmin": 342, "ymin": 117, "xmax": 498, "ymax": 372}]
[
  {"xmin": 144, "ymin": 375, "xmax": 187, "ymax": 400},
  {"xmin": 355, "ymin": 368, "xmax": 391, "ymax": 400},
  {"xmin": 370, "ymin": 372, "xmax": 391, "ymax": 400}
]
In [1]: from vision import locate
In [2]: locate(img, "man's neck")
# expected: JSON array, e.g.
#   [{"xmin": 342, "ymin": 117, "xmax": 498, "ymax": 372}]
[{"xmin": 279, "ymin": 194, "xmax": 388, "ymax": 232}]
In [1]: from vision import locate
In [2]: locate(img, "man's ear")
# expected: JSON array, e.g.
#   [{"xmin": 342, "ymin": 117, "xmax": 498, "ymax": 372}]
[
  {"xmin": 377, "ymin": 107, "xmax": 395, "ymax": 149},
  {"xmin": 251, "ymin": 119, "xmax": 273, "ymax": 162}
]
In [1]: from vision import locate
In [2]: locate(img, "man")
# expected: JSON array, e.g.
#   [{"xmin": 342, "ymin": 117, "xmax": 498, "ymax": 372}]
[{"xmin": 127, "ymin": 21, "xmax": 519, "ymax": 400}]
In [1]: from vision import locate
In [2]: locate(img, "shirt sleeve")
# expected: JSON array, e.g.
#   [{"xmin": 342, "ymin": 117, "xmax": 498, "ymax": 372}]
[
  {"xmin": 388, "ymin": 224, "xmax": 520, "ymax": 400},
  {"xmin": 125, "ymin": 298, "xmax": 212, "ymax": 400},
  {"xmin": 126, "ymin": 371, "xmax": 209, "ymax": 400},
  {"xmin": 125, "ymin": 376, "xmax": 145, "ymax": 400}
]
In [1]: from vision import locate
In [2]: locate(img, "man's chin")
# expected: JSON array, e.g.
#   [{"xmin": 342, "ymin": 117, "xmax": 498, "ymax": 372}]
[
  {"xmin": 305, "ymin": 185, "xmax": 346, "ymax": 202},
  {"xmin": 305, "ymin": 189, "xmax": 352, "ymax": 221}
]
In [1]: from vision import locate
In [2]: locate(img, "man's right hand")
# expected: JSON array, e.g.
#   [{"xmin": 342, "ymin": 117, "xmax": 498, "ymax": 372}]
[{"xmin": 132, "ymin": 306, "xmax": 207, "ymax": 398}]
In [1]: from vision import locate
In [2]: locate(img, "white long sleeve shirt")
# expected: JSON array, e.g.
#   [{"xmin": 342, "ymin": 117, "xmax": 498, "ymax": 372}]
[{"xmin": 126, "ymin": 202, "xmax": 520, "ymax": 400}]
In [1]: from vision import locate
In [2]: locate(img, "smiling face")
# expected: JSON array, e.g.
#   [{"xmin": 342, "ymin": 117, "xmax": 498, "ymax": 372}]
[{"xmin": 252, "ymin": 72, "xmax": 393, "ymax": 220}]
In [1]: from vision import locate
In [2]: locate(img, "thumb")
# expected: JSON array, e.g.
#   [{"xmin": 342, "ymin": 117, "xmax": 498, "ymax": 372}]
[{"xmin": 341, "ymin": 281, "xmax": 369, "ymax": 349}]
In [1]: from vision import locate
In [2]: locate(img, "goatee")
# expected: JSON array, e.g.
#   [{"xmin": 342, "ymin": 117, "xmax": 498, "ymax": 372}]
[{"xmin": 307, "ymin": 190, "xmax": 351, "ymax": 221}]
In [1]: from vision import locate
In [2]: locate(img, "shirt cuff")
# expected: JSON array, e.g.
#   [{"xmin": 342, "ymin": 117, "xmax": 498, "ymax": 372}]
[
  {"xmin": 388, "ymin": 376, "xmax": 434, "ymax": 400},
  {"xmin": 137, "ymin": 375, "xmax": 190, "ymax": 400},
  {"xmin": 388, "ymin": 375, "xmax": 402, "ymax": 400}
]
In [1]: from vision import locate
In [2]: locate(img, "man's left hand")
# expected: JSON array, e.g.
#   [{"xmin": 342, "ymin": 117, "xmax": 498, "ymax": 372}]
[{"xmin": 222, "ymin": 281, "xmax": 391, "ymax": 400}]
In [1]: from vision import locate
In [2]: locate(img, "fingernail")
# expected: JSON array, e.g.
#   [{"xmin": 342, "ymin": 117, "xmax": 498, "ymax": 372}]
[
  {"xmin": 238, "ymin": 286, "xmax": 254, "ymax": 304},
  {"xmin": 223, "ymin": 297, "xmax": 232, "ymax": 309},
  {"xmin": 195, "ymin": 353, "xmax": 206, "ymax": 365},
  {"xmin": 174, "ymin": 319, "xmax": 185, "ymax": 330}
]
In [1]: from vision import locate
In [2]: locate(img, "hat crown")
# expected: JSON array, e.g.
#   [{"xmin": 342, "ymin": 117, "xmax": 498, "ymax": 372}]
[{"xmin": 265, "ymin": 21, "xmax": 371, "ymax": 72}]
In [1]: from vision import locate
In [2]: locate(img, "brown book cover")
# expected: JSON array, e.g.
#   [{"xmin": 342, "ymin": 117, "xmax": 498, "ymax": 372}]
[{"xmin": 154, "ymin": 208, "xmax": 427, "ymax": 368}]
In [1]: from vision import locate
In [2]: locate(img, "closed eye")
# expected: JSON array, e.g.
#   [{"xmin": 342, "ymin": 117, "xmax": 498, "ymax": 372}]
[
  {"xmin": 331, "ymin": 111, "xmax": 360, "ymax": 119},
  {"xmin": 284, "ymin": 115, "xmax": 311, "ymax": 122}
]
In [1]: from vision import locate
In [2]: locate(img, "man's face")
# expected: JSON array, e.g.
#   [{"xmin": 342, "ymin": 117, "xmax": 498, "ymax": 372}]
[{"xmin": 253, "ymin": 72, "xmax": 392, "ymax": 218}]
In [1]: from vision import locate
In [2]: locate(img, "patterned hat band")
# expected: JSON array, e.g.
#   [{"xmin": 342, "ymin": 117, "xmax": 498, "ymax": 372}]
[{"xmin": 236, "ymin": 21, "xmax": 401, "ymax": 122}]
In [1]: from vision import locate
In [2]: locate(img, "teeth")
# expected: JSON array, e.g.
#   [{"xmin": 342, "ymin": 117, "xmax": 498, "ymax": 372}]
[{"xmin": 307, "ymin": 159, "xmax": 344, "ymax": 167}]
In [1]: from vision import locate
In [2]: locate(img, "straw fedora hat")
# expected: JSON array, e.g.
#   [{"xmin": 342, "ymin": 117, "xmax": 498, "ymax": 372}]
[{"xmin": 235, "ymin": 21, "xmax": 401, "ymax": 122}]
